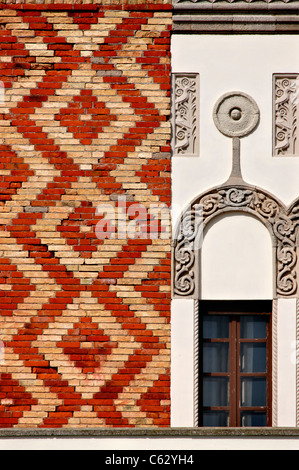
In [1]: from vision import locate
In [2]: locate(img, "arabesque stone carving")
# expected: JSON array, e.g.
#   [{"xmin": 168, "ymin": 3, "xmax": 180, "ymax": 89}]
[
  {"xmin": 173, "ymin": 185, "xmax": 299, "ymax": 298},
  {"xmin": 172, "ymin": 74, "xmax": 199, "ymax": 157},
  {"xmin": 274, "ymin": 75, "xmax": 299, "ymax": 156}
]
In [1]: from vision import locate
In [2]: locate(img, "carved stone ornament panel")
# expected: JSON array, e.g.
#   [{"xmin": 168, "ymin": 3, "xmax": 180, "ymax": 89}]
[
  {"xmin": 172, "ymin": 73, "xmax": 199, "ymax": 157},
  {"xmin": 274, "ymin": 74, "xmax": 299, "ymax": 157},
  {"xmin": 172, "ymin": 185, "xmax": 299, "ymax": 299}
]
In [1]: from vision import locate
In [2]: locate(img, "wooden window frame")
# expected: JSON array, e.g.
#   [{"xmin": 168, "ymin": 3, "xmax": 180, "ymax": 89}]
[{"xmin": 198, "ymin": 301, "xmax": 272, "ymax": 428}]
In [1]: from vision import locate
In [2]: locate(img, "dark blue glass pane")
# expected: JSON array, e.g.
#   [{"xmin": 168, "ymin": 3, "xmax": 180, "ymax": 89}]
[
  {"xmin": 241, "ymin": 316, "xmax": 267, "ymax": 339},
  {"xmin": 203, "ymin": 315, "xmax": 229, "ymax": 339},
  {"xmin": 241, "ymin": 378, "xmax": 267, "ymax": 407},
  {"xmin": 203, "ymin": 412, "xmax": 229, "ymax": 427},
  {"xmin": 241, "ymin": 343, "xmax": 267, "ymax": 373},
  {"xmin": 203, "ymin": 343, "xmax": 229, "ymax": 373},
  {"xmin": 241, "ymin": 412, "xmax": 267, "ymax": 427},
  {"xmin": 203, "ymin": 377, "xmax": 229, "ymax": 407}
]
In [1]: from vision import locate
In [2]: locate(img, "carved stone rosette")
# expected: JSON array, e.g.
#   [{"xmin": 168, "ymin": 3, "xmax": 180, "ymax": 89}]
[
  {"xmin": 173, "ymin": 185, "xmax": 299, "ymax": 299},
  {"xmin": 172, "ymin": 73, "xmax": 199, "ymax": 157}
]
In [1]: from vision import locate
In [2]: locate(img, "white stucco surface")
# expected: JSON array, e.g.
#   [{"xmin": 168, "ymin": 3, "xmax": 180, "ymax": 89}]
[
  {"xmin": 277, "ymin": 299, "xmax": 297, "ymax": 427},
  {"xmin": 201, "ymin": 214, "xmax": 273, "ymax": 300},
  {"xmin": 171, "ymin": 300, "xmax": 194, "ymax": 427}
]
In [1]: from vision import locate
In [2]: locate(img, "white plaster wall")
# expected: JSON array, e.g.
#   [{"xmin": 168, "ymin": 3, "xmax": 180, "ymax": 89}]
[
  {"xmin": 1, "ymin": 436, "xmax": 299, "ymax": 450},
  {"xmin": 277, "ymin": 299, "xmax": 297, "ymax": 427},
  {"xmin": 172, "ymin": 35, "xmax": 299, "ymax": 218},
  {"xmin": 171, "ymin": 299, "xmax": 194, "ymax": 427},
  {"xmin": 201, "ymin": 214, "xmax": 273, "ymax": 300}
]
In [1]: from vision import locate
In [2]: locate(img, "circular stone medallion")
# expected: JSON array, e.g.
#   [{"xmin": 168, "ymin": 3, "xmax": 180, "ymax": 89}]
[{"xmin": 213, "ymin": 92, "xmax": 260, "ymax": 138}]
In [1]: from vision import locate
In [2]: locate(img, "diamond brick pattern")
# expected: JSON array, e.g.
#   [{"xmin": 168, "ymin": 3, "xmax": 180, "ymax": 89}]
[{"xmin": 0, "ymin": 2, "xmax": 171, "ymax": 428}]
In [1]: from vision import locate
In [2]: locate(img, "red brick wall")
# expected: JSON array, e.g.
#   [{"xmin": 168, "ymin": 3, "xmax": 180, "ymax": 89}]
[{"xmin": 0, "ymin": 1, "xmax": 171, "ymax": 428}]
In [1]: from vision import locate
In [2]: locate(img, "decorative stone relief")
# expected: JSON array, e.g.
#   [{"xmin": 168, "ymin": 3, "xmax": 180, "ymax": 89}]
[
  {"xmin": 274, "ymin": 75, "xmax": 299, "ymax": 156},
  {"xmin": 172, "ymin": 73, "xmax": 199, "ymax": 157},
  {"xmin": 173, "ymin": 186, "xmax": 299, "ymax": 298},
  {"xmin": 213, "ymin": 92, "xmax": 260, "ymax": 138}
]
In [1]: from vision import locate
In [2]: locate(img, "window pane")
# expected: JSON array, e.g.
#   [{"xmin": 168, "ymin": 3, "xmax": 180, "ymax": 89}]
[
  {"xmin": 241, "ymin": 343, "xmax": 267, "ymax": 373},
  {"xmin": 203, "ymin": 411, "xmax": 229, "ymax": 427},
  {"xmin": 203, "ymin": 377, "xmax": 229, "ymax": 407},
  {"xmin": 240, "ymin": 316, "xmax": 267, "ymax": 339},
  {"xmin": 241, "ymin": 377, "xmax": 267, "ymax": 407},
  {"xmin": 241, "ymin": 412, "xmax": 267, "ymax": 427},
  {"xmin": 203, "ymin": 343, "xmax": 229, "ymax": 373},
  {"xmin": 200, "ymin": 308, "xmax": 271, "ymax": 428},
  {"xmin": 203, "ymin": 315, "xmax": 229, "ymax": 339}
]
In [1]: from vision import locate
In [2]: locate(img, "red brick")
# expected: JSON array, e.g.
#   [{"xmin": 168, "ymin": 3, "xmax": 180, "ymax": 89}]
[{"xmin": 0, "ymin": 2, "xmax": 171, "ymax": 431}]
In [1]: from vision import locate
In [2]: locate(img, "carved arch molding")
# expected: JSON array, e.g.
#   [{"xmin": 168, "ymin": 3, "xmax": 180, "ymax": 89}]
[{"xmin": 172, "ymin": 185, "xmax": 299, "ymax": 299}]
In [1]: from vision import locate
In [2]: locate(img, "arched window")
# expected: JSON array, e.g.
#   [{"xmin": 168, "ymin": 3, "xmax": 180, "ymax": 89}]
[{"xmin": 172, "ymin": 187, "xmax": 299, "ymax": 428}]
